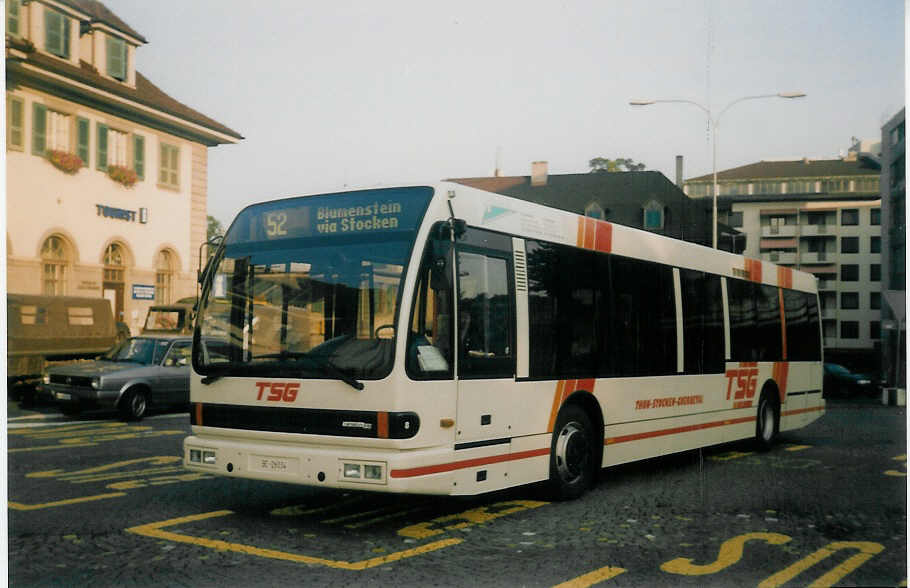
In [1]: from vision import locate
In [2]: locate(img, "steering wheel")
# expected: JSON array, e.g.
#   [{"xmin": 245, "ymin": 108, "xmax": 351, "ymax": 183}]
[{"xmin": 374, "ymin": 324, "xmax": 396, "ymax": 338}]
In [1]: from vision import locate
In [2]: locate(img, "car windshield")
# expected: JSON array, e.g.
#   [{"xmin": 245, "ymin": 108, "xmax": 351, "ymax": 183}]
[
  {"xmin": 194, "ymin": 187, "xmax": 433, "ymax": 380},
  {"xmin": 103, "ymin": 338, "xmax": 171, "ymax": 365},
  {"xmin": 145, "ymin": 309, "xmax": 184, "ymax": 331}
]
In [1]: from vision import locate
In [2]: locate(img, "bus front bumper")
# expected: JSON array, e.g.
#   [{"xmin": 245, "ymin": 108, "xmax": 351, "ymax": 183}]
[{"xmin": 183, "ymin": 434, "xmax": 459, "ymax": 495}]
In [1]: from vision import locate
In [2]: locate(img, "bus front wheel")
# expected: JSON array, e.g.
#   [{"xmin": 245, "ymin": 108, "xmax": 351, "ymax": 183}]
[
  {"xmin": 755, "ymin": 390, "xmax": 780, "ymax": 451},
  {"xmin": 548, "ymin": 405, "xmax": 596, "ymax": 500}
]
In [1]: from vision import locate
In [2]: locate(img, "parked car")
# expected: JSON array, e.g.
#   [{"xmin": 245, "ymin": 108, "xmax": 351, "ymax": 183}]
[
  {"xmin": 823, "ymin": 363, "xmax": 881, "ymax": 398},
  {"xmin": 41, "ymin": 335, "xmax": 192, "ymax": 420}
]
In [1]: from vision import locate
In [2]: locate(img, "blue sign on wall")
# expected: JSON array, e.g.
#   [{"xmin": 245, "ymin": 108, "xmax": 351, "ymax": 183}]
[{"xmin": 132, "ymin": 284, "xmax": 155, "ymax": 300}]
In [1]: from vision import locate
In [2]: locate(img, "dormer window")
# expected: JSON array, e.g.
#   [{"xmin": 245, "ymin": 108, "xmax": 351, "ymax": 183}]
[
  {"xmin": 643, "ymin": 200, "xmax": 665, "ymax": 230},
  {"xmin": 106, "ymin": 36, "xmax": 128, "ymax": 81},
  {"xmin": 45, "ymin": 7, "xmax": 72, "ymax": 59}
]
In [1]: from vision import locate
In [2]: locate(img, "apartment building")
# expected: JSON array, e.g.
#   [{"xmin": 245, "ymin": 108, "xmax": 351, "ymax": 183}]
[
  {"xmin": 6, "ymin": 0, "xmax": 242, "ymax": 333},
  {"xmin": 880, "ymin": 109, "xmax": 905, "ymax": 388},
  {"xmin": 684, "ymin": 151, "xmax": 881, "ymax": 368}
]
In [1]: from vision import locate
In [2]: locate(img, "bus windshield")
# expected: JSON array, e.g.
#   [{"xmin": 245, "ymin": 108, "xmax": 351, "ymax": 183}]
[{"xmin": 194, "ymin": 187, "xmax": 433, "ymax": 381}]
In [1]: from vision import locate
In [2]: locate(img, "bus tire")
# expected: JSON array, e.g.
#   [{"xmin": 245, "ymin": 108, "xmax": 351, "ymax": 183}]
[
  {"xmin": 119, "ymin": 388, "xmax": 148, "ymax": 422},
  {"xmin": 548, "ymin": 404, "xmax": 596, "ymax": 500},
  {"xmin": 755, "ymin": 389, "xmax": 779, "ymax": 451}
]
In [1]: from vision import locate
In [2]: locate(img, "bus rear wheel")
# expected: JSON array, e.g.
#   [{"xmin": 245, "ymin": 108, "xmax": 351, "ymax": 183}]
[
  {"xmin": 548, "ymin": 405, "xmax": 596, "ymax": 500},
  {"xmin": 755, "ymin": 391, "xmax": 779, "ymax": 451}
]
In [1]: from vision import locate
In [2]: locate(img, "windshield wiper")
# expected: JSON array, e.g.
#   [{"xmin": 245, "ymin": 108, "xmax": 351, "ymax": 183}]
[{"xmin": 252, "ymin": 351, "xmax": 365, "ymax": 391}]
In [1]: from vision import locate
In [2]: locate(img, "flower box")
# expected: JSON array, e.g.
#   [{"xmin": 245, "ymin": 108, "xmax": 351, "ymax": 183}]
[
  {"xmin": 46, "ymin": 150, "xmax": 83, "ymax": 174},
  {"xmin": 108, "ymin": 165, "xmax": 138, "ymax": 188}
]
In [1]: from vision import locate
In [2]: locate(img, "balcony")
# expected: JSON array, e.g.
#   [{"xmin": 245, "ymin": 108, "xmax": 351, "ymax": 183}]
[
  {"xmin": 762, "ymin": 251, "xmax": 797, "ymax": 264},
  {"xmin": 800, "ymin": 252, "xmax": 833, "ymax": 264},
  {"xmin": 761, "ymin": 225, "xmax": 797, "ymax": 238},
  {"xmin": 800, "ymin": 224, "xmax": 838, "ymax": 237}
]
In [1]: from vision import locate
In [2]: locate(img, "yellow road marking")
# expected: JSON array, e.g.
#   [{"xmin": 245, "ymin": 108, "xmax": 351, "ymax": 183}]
[
  {"xmin": 126, "ymin": 510, "xmax": 463, "ymax": 570},
  {"xmin": 785, "ymin": 445, "xmax": 812, "ymax": 452},
  {"xmin": 758, "ymin": 541, "xmax": 884, "ymax": 588},
  {"xmin": 552, "ymin": 566, "xmax": 627, "ymax": 588},
  {"xmin": 661, "ymin": 532, "xmax": 792, "ymax": 575},
  {"xmin": 270, "ymin": 495, "xmax": 365, "ymax": 517},
  {"xmin": 710, "ymin": 451, "xmax": 754, "ymax": 462},
  {"xmin": 9, "ymin": 443, "xmax": 99, "ymax": 453},
  {"xmin": 29, "ymin": 456, "xmax": 182, "ymax": 479},
  {"xmin": 9, "ymin": 492, "xmax": 127, "ymax": 510},
  {"xmin": 345, "ymin": 505, "xmax": 431, "ymax": 529},
  {"xmin": 885, "ymin": 454, "xmax": 907, "ymax": 477}
]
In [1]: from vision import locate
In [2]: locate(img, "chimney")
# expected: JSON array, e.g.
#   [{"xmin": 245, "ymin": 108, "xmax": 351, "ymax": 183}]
[
  {"xmin": 675, "ymin": 155, "xmax": 684, "ymax": 188},
  {"xmin": 531, "ymin": 161, "xmax": 548, "ymax": 187}
]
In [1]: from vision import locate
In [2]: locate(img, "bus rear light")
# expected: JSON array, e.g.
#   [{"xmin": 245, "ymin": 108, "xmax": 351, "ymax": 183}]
[{"xmin": 189, "ymin": 447, "xmax": 217, "ymax": 466}]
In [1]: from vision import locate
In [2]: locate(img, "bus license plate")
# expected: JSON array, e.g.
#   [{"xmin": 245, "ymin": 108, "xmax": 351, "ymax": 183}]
[{"xmin": 250, "ymin": 455, "xmax": 297, "ymax": 474}]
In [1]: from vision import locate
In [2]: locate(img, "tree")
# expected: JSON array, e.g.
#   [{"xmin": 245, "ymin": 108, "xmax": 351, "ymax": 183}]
[
  {"xmin": 589, "ymin": 157, "xmax": 647, "ymax": 173},
  {"xmin": 207, "ymin": 215, "xmax": 224, "ymax": 241}
]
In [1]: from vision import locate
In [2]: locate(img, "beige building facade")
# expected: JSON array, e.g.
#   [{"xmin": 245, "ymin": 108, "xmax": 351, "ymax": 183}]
[
  {"xmin": 684, "ymin": 150, "xmax": 882, "ymax": 369},
  {"xmin": 6, "ymin": 0, "xmax": 241, "ymax": 332}
]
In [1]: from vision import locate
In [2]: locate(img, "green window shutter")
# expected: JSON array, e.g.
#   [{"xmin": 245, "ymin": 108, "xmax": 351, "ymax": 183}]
[
  {"xmin": 133, "ymin": 135, "xmax": 144, "ymax": 180},
  {"xmin": 8, "ymin": 97, "xmax": 23, "ymax": 148},
  {"xmin": 32, "ymin": 103, "xmax": 46, "ymax": 156},
  {"xmin": 77, "ymin": 118, "xmax": 90, "ymax": 166},
  {"xmin": 106, "ymin": 36, "xmax": 126, "ymax": 80},
  {"xmin": 62, "ymin": 15, "xmax": 71, "ymax": 59},
  {"xmin": 45, "ymin": 9, "xmax": 61, "ymax": 55},
  {"xmin": 7, "ymin": 0, "xmax": 20, "ymax": 36},
  {"xmin": 96, "ymin": 123, "xmax": 108, "ymax": 171}
]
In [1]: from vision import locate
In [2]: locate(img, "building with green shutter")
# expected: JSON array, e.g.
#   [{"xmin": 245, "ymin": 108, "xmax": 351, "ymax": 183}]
[{"xmin": 6, "ymin": 0, "xmax": 242, "ymax": 332}]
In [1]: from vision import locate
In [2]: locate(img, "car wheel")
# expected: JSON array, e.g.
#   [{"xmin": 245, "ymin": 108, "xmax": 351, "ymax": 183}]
[
  {"xmin": 755, "ymin": 391, "xmax": 779, "ymax": 451},
  {"xmin": 548, "ymin": 404, "xmax": 596, "ymax": 500},
  {"xmin": 119, "ymin": 388, "xmax": 148, "ymax": 421}
]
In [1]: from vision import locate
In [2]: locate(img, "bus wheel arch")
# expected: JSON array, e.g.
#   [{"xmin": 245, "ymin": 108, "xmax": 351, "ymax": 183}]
[
  {"xmin": 548, "ymin": 392, "xmax": 603, "ymax": 500},
  {"xmin": 755, "ymin": 381, "xmax": 781, "ymax": 450}
]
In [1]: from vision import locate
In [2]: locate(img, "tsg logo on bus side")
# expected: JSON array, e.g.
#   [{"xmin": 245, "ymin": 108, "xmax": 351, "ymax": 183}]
[
  {"xmin": 725, "ymin": 366, "xmax": 758, "ymax": 408},
  {"xmin": 255, "ymin": 381, "xmax": 300, "ymax": 403}
]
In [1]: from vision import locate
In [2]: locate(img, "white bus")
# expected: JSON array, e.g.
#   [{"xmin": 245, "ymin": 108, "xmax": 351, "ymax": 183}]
[{"xmin": 185, "ymin": 182, "xmax": 823, "ymax": 499}]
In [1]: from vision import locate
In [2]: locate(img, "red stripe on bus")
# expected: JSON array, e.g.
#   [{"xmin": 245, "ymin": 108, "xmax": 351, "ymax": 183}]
[
  {"xmin": 389, "ymin": 447, "xmax": 550, "ymax": 479},
  {"xmin": 377, "ymin": 411, "xmax": 389, "ymax": 439},
  {"xmin": 745, "ymin": 258, "xmax": 763, "ymax": 283},
  {"xmin": 195, "ymin": 403, "xmax": 203, "ymax": 426},
  {"xmin": 605, "ymin": 416, "xmax": 756, "ymax": 445},
  {"xmin": 773, "ymin": 362, "xmax": 790, "ymax": 402},
  {"xmin": 782, "ymin": 405, "xmax": 824, "ymax": 417},
  {"xmin": 594, "ymin": 220, "xmax": 612, "ymax": 253},
  {"xmin": 584, "ymin": 218, "xmax": 596, "ymax": 250},
  {"xmin": 391, "ymin": 406, "xmax": 826, "ymax": 479}
]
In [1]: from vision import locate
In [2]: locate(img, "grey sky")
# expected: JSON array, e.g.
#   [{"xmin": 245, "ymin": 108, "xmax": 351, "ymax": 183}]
[{"xmin": 106, "ymin": 0, "xmax": 905, "ymax": 227}]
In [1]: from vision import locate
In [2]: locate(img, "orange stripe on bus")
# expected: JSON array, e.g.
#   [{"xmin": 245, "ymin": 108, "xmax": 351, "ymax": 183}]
[
  {"xmin": 782, "ymin": 405, "xmax": 824, "ymax": 417},
  {"xmin": 777, "ymin": 266, "xmax": 793, "ymax": 289},
  {"xmin": 576, "ymin": 217, "xmax": 586, "ymax": 247},
  {"xmin": 377, "ymin": 411, "xmax": 389, "ymax": 439},
  {"xmin": 547, "ymin": 381, "xmax": 566, "ymax": 432},
  {"xmin": 195, "ymin": 403, "xmax": 204, "ymax": 426},
  {"xmin": 773, "ymin": 362, "xmax": 790, "ymax": 402},
  {"xmin": 778, "ymin": 288, "xmax": 788, "ymax": 360},
  {"xmin": 745, "ymin": 258, "xmax": 763, "ymax": 283},
  {"xmin": 390, "ymin": 448, "xmax": 550, "ymax": 478},
  {"xmin": 584, "ymin": 218, "xmax": 596, "ymax": 250}
]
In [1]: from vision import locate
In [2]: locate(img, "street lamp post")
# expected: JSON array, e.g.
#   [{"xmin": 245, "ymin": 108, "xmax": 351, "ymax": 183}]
[{"xmin": 629, "ymin": 92, "xmax": 806, "ymax": 249}]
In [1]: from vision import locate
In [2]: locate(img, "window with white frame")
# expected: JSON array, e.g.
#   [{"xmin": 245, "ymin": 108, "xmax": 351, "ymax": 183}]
[
  {"xmin": 41, "ymin": 235, "xmax": 68, "ymax": 295},
  {"xmin": 155, "ymin": 250, "xmax": 174, "ymax": 303},
  {"xmin": 7, "ymin": 0, "xmax": 21, "ymax": 36},
  {"xmin": 108, "ymin": 128, "xmax": 128, "ymax": 167},
  {"xmin": 7, "ymin": 95, "xmax": 23, "ymax": 149},
  {"xmin": 46, "ymin": 110, "xmax": 71, "ymax": 153}
]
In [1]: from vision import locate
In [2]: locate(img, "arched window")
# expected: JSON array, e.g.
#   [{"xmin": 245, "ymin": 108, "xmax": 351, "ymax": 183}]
[
  {"xmin": 103, "ymin": 242, "xmax": 125, "ymax": 283},
  {"xmin": 643, "ymin": 200, "xmax": 665, "ymax": 230},
  {"xmin": 155, "ymin": 249, "xmax": 174, "ymax": 303},
  {"xmin": 584, "ymin": 201, "xmax": 605, "ymax": 220},
  {"xmin": 41, "ymin": 235, "xmax": 68, "ymax": 295}
]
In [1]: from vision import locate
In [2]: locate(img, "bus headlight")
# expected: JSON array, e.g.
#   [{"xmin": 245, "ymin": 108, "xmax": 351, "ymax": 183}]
[
  {"xmin": 340, "ymin": 460, "xmax": 385, "ymax": 483},
  {"xmin": 42, "ymin": 373, "xmax": 50, "ymax": 385}
]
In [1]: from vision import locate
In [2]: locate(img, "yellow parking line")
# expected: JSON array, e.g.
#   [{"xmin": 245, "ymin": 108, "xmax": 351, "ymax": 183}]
[
  {"xmin": 127, "ymin": 510, "xmax": 463, "ymax": 570},
  {"xmin": 785, "ymin": 445, "xmax": 812, "ymax": 452},
  {"xmin": 9, "ymin": 443, "xmax": 99, "ymax": 453},
  {"xmin": 9, "ymin": 492, "xmax": 127, "ymax": 510},
  {"xmin": 552, "ymin": 566, "xmax": 627, "ymax": 587}
]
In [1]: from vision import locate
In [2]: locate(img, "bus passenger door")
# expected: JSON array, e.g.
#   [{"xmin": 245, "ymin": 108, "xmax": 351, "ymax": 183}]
[{"xmin": 455, "ymin": 244, "xmax": 516, "ymax": 443}]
